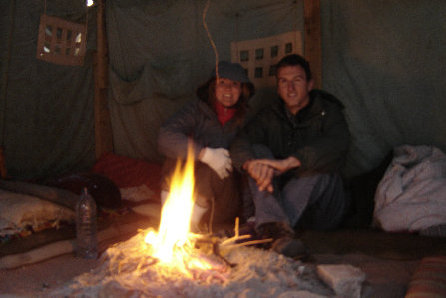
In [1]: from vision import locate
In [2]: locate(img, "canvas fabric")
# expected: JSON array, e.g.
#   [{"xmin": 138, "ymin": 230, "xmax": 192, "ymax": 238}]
[{"xmin": 0, "ymin": 0, "xmax": 445, "ymax": 180}]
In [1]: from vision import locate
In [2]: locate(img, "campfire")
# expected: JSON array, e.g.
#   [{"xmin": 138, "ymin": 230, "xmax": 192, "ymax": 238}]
[
  {"xmin": 142, "ymin": 142, "xmax": 230, "ymax": 281},
  {"xmin": 104, "ymin": 143, "xmax": 268, "ymax": 283},
  {"xmin": 49, "ymin": 144, "xmax": 334, "ymax": 297}
]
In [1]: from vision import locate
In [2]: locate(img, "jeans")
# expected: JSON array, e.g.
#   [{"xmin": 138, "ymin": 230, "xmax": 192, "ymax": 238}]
[{"xmin": 248, "ymin": 145, "xmax": 347, "ymax": 231}]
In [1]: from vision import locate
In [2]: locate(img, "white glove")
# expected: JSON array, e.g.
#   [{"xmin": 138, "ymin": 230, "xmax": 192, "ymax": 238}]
[{"xmin": 199, "ymin": 147, "xmax": 232, "ymax": 179}]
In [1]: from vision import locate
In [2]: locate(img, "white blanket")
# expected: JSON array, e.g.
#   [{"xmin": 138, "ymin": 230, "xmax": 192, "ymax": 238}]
[
  {"xmin": 373, "ymin": 145, "xmax": 446, "ymax": 232},
  {"xmin": 0, "ymin": 189, "xmax": 74, "ymax": 237}
]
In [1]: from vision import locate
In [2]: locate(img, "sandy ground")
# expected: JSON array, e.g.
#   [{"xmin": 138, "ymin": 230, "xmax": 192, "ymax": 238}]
[
  {"xmin": 0, "ymin": 244, "xmax": 419, "ymax": 297},
  {"xmin": 0, "ymin": 254, "xmax": 100, "ymax": 297},
  {"xmin": 1, "ymin": 218, "xmax": 443, "ymax": 297}
]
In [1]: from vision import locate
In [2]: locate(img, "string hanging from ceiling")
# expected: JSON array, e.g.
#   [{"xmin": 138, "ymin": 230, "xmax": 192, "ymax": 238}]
[{"xmin": 202, "ymin": 0, "xmax": 220, "ymax": 79}]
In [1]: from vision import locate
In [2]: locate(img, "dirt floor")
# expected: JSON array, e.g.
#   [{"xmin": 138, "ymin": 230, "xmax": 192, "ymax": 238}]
[{"xmin": 1, "ymin": 221, "xmax": 445, "ymax": 297}]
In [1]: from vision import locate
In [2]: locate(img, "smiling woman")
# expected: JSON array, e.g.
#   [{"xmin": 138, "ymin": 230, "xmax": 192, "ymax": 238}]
[
  {"xmin": 215, "ymin": 78, "xmax": 241, "ymax": 109},
  {"xmin": 157, "ymin": 61, "xmax": 255, "ymax": 233}
]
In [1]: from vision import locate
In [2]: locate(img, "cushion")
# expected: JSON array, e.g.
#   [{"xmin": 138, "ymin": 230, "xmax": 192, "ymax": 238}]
[
  {"xmin": 405, "ymin": 256, "xmax": 446, "ymax": 297},
  {"xmin": 45, "ymin": 172, "xmax": 122, "ymax": 209},
  {"xmin": 0, "ymin": 189, "xmax": 74, "ymax": 237},
  {"xmin": 92, "ymin": 152, "xmax": 162, "ymax": 202}
]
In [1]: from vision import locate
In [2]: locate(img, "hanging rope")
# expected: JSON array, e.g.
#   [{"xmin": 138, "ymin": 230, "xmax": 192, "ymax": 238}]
[{"xmin": 202, "ymin": 0, "xmax": 219, "ymax": 79}]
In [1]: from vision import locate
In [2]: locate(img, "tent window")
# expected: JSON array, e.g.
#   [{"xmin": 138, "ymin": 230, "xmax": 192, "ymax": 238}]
[
  {"xmin": 240, "ymin": 50, "xmax": 249, "ymax": 62},
  {"xmin": 271, "ymin": 45, "xmax": 278, "ymax": 58},
  {"xmin": 231, "ymin": 31, "xmax": 302, "ymax": 87},
  {"xmin": 36, "ymin": 14, "xmax": 87, "ymax": 66},
  {"xmin": 269, "ymin": 65, "xmax": 276, "ymax": 76},
  {"xmin": 255, "ymin": 48, "xmax": 264, "ymax": 60},
  {"xmin": 254, "ymin": 67, "xmax": 263, "ymax": 78}
]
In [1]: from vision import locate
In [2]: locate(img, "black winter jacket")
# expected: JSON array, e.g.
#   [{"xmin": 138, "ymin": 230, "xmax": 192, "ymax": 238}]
[{"xmin": 230, "ymin": 90, "xmax": 351, "ymax": 177}]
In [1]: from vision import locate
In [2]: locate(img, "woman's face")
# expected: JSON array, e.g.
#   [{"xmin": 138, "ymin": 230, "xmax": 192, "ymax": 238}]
[{"xmin": 215, "ymin": 78, "xmax": 242, "ymax": 108}]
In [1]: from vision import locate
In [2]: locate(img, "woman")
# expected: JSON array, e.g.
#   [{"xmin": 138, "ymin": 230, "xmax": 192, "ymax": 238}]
[{"xmin": 158, "ymin": 61, "xmax": 255, "ymax": 233}]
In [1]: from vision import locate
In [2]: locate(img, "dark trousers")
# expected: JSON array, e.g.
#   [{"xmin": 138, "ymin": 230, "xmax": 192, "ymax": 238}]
[{"xmin": 247, "ymin": 145, "xmax": 348, "ymax": 231}]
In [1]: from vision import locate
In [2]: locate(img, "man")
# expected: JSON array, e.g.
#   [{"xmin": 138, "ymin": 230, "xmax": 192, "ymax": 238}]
[{"xmin": 230, "ymin": 54, "xmax": 351, "ymax": 257}]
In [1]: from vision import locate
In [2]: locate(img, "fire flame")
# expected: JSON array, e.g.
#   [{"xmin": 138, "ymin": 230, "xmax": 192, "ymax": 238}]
[{"xmin": 143, "ymin": 142, "xmax": 219, "ymax": 278}]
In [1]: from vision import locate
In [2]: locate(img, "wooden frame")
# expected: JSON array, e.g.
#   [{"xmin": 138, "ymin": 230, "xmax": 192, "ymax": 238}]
[
  {"xmin": 36, "ymin": 14, "xmax": 87, "ymax": 66},
  {"xmin": 94, "ymin": 0, "xmax": 113, "ymax": 159}
]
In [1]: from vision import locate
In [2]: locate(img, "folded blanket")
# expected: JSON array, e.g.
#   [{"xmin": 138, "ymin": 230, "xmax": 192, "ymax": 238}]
[{"xmin": 0, "ymin": 189, "xmax": 74, "ymax": 237}]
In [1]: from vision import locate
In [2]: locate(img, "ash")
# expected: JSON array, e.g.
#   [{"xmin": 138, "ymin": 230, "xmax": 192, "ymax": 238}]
[{"xmin": 50, "ymin": 231, "xmax": 333, "ymax": 297}]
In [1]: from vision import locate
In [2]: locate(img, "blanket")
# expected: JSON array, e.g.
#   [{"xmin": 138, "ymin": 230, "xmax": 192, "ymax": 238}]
[
  {"xmin": 373, "ymin": 145, "xmax": 446, "ymax": 233},
  {"xmin": 0, "ymin": 188, "xmax": 74, "ymax": 238}
]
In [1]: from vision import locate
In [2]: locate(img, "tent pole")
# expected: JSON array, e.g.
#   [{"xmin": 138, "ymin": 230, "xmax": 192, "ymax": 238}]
[
  {"xmin": 94, "ymin": 0, "xmax": 113, "ymax": 159},
  {"xmin": 303, "ymin": 0, "xmax": 322, "ymax": 89}
]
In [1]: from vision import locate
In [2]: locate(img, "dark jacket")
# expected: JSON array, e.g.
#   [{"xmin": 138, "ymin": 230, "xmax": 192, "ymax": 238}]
[
  {"xmin": 158, "ymin": 99, "xmax": 241, "ymax": 160},
  {"xmin": 230, "ymin": 89, "xmax": 351, "ymax": 177}
]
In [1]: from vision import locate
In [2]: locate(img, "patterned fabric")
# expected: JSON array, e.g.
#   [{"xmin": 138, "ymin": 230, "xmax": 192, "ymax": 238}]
[{"xmin": 405, "ymin": 256, "xmax": 446, "ymax": 298}]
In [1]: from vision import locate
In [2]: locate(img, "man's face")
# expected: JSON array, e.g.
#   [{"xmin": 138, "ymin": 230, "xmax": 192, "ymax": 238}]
[
  {"xmin": 215, "ymin": 78, "xmax": 242, "ymax": 108},
  {"xmin": 276, "ymin": 65, "xmax": 314, "ymax": 115}
]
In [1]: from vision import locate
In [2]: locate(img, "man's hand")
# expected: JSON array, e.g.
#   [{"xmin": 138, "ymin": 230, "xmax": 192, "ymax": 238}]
[
  {"xmin": 199, "ymin": 147, "xmax": 232, "ymax": 179},
  {"xmin": 243, "ymin": 160, "xmax": 275, "ymax": 192},
  {"xmin": 255, "ymin": 156, "xmax": 301, "ymax": 174},
  {"xmin": 243, "ymin": 156, "xmax": 301, "ymax": 192}
]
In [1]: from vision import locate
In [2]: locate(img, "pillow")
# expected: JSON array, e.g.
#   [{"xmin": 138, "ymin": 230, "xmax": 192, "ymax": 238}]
[
  {"xmin": 92, "ymin": 152, "xmax": 162, "ymax": 202},
  {"xmin": 45, "ymin": 172, "xmax": 122, "ymax": 209},
  {"xmin": 405, "ymin": 256, "xmax": 446, "ymax": 297},
  {"xmin": 0, "ymin": 189, "xmax": 74, "ymax": 237}
]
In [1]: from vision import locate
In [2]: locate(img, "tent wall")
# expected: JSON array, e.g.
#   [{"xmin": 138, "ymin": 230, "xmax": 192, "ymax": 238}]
[
  {"xmin": 321, "ymin": 0, "xmax": 446, "ymax": 176},
  {"xmin": 0, "ymin": 0, "xmax": 445, "ymax": 181},
  {"xmin": 106, "ymin": 0, "xmax": 305, "ymax": 164},
  {"xmin": 0, "ymin": 0, "xmax": 97, "ymax": 180}
]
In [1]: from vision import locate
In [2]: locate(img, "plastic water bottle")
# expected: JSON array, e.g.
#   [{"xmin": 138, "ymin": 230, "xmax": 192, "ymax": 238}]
[{"xmin": 76, "ymin": 187, "xmax": 98, "ymax": 259}]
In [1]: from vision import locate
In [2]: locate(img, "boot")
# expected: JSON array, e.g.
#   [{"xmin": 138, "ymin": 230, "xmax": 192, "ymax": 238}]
[
  {"xmin": 271, "ymin": 236, "xmax": 307, "ymax": 258},
  {"xmin": 256, "ymin": 222, "xmax": 307, "ymax": 258}
]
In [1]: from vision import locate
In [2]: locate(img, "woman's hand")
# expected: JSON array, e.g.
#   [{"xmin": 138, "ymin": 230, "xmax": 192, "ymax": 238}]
[{"xmin": 199, "ymin": 147, "xmax": 232, "ymax": 179}]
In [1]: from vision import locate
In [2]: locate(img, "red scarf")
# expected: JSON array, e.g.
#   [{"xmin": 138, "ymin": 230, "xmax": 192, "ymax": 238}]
[{"xmin": 215, "ymin": 101, "xmax": 236, "ymax": 126}]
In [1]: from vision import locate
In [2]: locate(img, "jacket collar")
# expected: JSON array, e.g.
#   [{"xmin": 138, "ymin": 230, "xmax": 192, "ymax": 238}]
[{"xmin": 272, "ymin": 90, "xmax": 325, "ymax": 123}]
